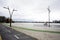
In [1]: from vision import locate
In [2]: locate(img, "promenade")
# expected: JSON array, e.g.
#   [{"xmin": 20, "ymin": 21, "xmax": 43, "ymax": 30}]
[{"xmin": 0, "ymin": 24, "xmax": 37, "ymax": 40}]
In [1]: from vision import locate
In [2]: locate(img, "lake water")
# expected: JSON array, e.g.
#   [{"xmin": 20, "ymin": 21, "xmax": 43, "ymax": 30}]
[
  {"xmin": 9, "ymin": 23, "xmax": 60, "ymax": 31},
  {"xmin": 12, "ymin": 23, "xmax": 60, "ymax": 28}
]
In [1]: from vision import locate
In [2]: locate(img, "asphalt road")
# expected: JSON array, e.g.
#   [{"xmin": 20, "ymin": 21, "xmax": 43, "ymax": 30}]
[{"xmin": 0, "ymin": 24, "xmax": 37, "ymax": 40}]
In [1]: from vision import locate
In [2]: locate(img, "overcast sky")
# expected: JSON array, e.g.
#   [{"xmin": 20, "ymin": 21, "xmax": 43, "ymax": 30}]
[{"xmin": 0, "ymin": 0, "xmax": 60, "ymax": 21}]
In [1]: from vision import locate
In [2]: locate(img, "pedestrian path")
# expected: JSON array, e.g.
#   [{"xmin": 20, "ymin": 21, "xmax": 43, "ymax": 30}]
[{"xmin": 0, "ymin": 24, "xmax": 37, "ymax": 40}]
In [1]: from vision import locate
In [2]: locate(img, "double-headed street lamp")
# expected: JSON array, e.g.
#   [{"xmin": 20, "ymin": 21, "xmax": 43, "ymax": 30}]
[{"xmin": 3, "ymin": 6, "xmax": 17, "ymax": 27}]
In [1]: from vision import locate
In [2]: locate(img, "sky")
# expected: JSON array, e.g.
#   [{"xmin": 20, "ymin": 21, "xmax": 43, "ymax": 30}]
[{"xmin": 0, "ymin": 0, "xmax": 60, "ymax": 22}]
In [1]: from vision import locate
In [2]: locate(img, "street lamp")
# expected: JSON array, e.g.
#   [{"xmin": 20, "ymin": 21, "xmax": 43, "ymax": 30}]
[
  {"xmin": 47, "ymin": 6, "xmax": 51, "ymax": 27},
  {"xmin": 3, "ymin": 6, "xmax": 17, "ymax": 27}
]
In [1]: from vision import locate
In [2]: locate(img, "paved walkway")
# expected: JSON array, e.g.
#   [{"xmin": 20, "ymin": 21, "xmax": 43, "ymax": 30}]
[
  {"xmin": 0, "ymin": 24, "xmax": 37, "ymax": 40},
  {"xmin": 13, "ymin": 28, "xmax": 60, "ymax": 40}
]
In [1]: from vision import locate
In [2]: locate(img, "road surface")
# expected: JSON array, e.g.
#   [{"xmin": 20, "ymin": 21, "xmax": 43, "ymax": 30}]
[{"xmin": 0, "ymin": 24, "xmax": 37, "ymax": 40}]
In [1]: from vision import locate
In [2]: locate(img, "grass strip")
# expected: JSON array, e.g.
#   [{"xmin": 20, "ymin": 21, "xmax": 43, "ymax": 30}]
[{"xmin": 12, "ymin": 26, "xmax": 60, "ymax": 34}]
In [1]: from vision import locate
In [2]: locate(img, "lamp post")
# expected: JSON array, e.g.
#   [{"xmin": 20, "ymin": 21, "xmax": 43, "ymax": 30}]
[
  {"xmin": 47, "ymin": 6, "xmax": 51, "ymax": 27},
  {"xmin": 3, "ymin": 7, "xmax": 17, "ymax": 27}
]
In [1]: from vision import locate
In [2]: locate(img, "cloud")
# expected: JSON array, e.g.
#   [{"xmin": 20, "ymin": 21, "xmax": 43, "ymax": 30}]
[{"xmin": 0, "ymin": 0, "xmax": 60, "ymax": 21}]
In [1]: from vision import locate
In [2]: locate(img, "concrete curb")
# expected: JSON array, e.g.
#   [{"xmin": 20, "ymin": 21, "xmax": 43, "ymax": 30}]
[{"xmin": 0, "ymin": 35, "xmax": 2, "ymax": 40}]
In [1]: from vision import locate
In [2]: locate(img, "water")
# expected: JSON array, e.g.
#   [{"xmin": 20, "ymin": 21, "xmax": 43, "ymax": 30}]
[
  {"xmin": 11, "ymin": 23, "xmax": 60, "ymax": 31},
  {"xmin": 12, "ymin": 23, "xmax": 60, "ymax": 28}
]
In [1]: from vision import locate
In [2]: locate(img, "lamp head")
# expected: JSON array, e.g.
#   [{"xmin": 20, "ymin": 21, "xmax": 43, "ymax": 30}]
[
  {"xmin": 13, "ymin": 9, "xmax": 17, "ymax": 11},
  {"xmin": 3, "ymin": 6, "xmax": 9, "ymax": 10}
]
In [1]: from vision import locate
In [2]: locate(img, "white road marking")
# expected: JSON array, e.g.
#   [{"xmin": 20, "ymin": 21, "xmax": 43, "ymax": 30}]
[{"xmin": 14, "ymin": 35, "xmax": 19, "ymax": 39}]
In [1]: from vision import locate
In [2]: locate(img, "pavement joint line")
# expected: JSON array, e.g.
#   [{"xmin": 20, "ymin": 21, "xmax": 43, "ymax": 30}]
[{"xmin": 14, "ymin": 35, "xmax": 19, "ymax": 39}]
